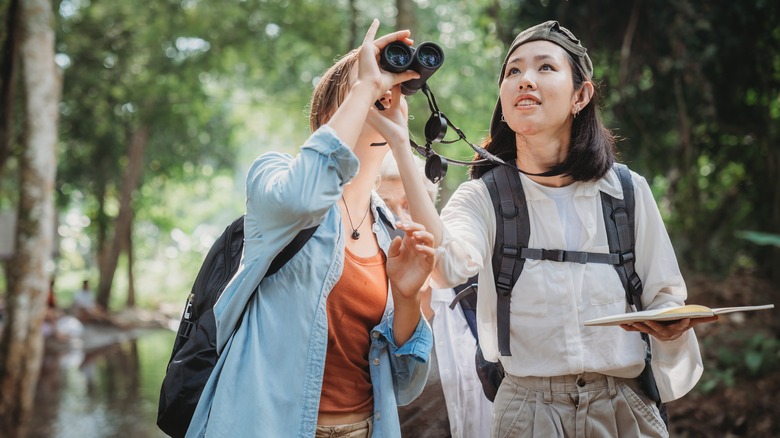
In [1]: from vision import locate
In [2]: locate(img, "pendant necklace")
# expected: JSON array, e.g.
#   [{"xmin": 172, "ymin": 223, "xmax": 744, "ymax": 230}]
[{"xmin": 342, "ymin": 195, "xmax": 371, "ymax": 240}]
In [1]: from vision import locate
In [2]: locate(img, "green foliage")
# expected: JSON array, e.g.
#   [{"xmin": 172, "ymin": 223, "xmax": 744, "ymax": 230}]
[
  {"xmin": 490, "ymin": 1, "xmax": 780, "ymax": 279},
  {"xmin": 3, "ymin": 0, "xmax": 778, "ymax": 307},
  {"xmin": 698, "ymin": 331, "xmax": 780, "ymax": 393}
]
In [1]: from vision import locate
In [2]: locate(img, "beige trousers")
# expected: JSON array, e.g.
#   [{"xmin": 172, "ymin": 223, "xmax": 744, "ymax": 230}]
[
  {"xmin": 315, "ymin": 416, "xmax": 373, "ymax": 438},
  {"xmin": 493, "ymin": 372, "xmax": 668, "ymax": 438}
]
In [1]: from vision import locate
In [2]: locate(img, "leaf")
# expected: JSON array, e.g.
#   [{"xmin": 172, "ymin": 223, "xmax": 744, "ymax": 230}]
[
  {"xmin": 744, "ymin": 350, "xmax": 763, "ymax": 374},
  {"xmin": 736, "ymin": 231, "xmax": 780, "ymax": 247}
]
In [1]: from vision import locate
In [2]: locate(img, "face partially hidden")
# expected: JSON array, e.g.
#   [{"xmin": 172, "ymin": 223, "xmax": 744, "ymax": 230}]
[
  {"xmin": 347, "ymin": 65, "xmax": 409, "ymax": 145},
  {"xmin": 499, "ymin": 40, "xmax": 579, "ymax": 138},
  {"xmin": 376, "ymin": 178, "xmax": 411, "ymax": 222}
]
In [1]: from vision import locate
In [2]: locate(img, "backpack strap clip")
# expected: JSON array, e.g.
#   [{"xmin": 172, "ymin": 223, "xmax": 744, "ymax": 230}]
[
  {"xmin": 501, "ymin": 245, "xmax": 520, "ymax": 258},
  {"xmin": 495, "ymin": 273, "xmax": 514, "ymax": 296},
  {"xmin": 627, "ymin": 271, "xmax": 643, "ymax": 305},
  {"xmin": 541, "ymin": 249, "xmax": 565, "ymax": 262}
]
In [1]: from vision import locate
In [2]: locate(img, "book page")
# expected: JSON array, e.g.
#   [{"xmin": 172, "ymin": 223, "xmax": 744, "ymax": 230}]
[
  {"xmin": 583, "ymin": 304, "xmax": 774, "ymax": 327},
  {"xmin": 712, "ymin": 304, "xmax": 775, "ymax": 315}
]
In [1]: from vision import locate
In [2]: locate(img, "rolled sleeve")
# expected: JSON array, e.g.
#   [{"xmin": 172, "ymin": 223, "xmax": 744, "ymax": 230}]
[
  {"xmin": 371, "ymin": 314, "xmax": 433, "ymax": 406},
  {"xmin": 372, "ymin": 311, "xmax": 433, "ymax": 363}
]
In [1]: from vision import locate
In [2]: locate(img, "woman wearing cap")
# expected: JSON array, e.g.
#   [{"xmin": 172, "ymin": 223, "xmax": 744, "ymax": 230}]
[{"xmin": 370, "ymin": 20, "xmax": 712, "ymax": 437}]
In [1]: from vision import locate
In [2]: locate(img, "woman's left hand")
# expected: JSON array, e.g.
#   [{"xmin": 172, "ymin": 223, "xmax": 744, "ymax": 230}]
[
  {"xmin": 365, "ymin": 85, "xmax": 410, "ymax": 148},
  {"xmin": 620, "ymin": 316, "xmax": 719, "ymax": 341},
  {"xmin": 386, "ymin": 221, "xmax": 435, "ymax": 300}
]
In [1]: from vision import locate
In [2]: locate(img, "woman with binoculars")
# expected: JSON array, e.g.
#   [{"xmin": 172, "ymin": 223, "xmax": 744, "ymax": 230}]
[
  {"xmin": 186, "ymin": 20, "xmax": 437, "ymax": 438},
  {"xmin": 376, "ymin": 21, "xmax": 712, "ymax": 438}
]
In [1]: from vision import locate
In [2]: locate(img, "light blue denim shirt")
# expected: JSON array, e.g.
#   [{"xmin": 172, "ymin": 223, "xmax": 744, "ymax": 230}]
[{"xmin": 187, "ymin": 125, "xmax": 433, "ymax": 438}]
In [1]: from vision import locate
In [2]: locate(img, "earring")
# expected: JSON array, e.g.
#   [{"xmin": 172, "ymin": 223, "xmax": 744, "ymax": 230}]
[
  {"xmin": 500, "ymin": 114, "xmax": 506, "ymax": 123},
  {"xmin": 573, "ymin": 106, "xmax": 580, "ymax": 119}
]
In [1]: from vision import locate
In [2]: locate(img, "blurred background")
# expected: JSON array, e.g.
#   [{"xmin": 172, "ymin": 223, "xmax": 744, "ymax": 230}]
[{"xmin": 0, "ymin": 0, "xmax": 778, "ymax": 437}]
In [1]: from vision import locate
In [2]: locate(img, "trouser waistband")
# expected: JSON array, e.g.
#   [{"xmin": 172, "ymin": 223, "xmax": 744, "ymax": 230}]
[{"xmin": 505, "ymin": 372, "xmax": 620, "ymax": 404}]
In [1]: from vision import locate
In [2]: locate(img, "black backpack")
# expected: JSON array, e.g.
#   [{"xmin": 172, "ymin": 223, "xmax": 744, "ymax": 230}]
[
  {"xmin": 156, "ymin": 216, "xmax": 317, "ymax": 437},
  {"xmin": 475, "ymin": 163, "xmax": 664, "ymax": 420},
  {"xmin": 448, "ymin": 276, "xmax": 506, "ymax": 402}
]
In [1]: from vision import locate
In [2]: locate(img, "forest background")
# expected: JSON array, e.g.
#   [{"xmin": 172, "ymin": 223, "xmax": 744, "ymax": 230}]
[{"xmin": 0, "ymin": 0, "xmax": 778, "ymax": 436}]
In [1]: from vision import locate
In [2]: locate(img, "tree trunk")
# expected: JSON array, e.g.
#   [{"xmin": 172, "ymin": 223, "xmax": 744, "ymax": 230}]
[
  {"xmin": 126, "ymin": 212, "xmax": 135, "ymax": 308},
  {"xmin": 347, "ymin": 0, "xmax": 358, "ymax": 53},
  {"xmin": 0, "ymin": 0, "xmax": 59, "ymax": 435},
  {"xmin": 618, "ymin": 0, "xmax": 642, "ymax": 92},
  {"xmin": 0, "ymin": 0, "xmax": 21, "ymax": 176},
  {"xmin": 396, "ymin": 0, "xmax": 415, "ymax": 32},
  {"xmin": 96, "ymin": 125, "xmax": 148, "ymax": 309}
]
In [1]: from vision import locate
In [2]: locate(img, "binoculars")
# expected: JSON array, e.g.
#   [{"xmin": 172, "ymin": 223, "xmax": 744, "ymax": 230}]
[{"xmin": 379, "ymin": 41, "xmax": 444, "ymax": 95}]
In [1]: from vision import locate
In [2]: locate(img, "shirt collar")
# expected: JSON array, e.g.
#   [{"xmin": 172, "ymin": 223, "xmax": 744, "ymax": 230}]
[{"xmin": 518, "ymin": 166, "xmax": 623, "ymax": 200}]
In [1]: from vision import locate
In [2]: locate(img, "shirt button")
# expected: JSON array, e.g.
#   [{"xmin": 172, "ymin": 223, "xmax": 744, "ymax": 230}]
[
  {"xmin": 372, "ymin": 358, "xmax": 380, "ymax": 366},
  {"xmin": 375, "ymin": 412, "xmax": 381, "ymax": 420},
  {"xmin": 372, "ymin": 332, "xmax": 380, "ymax": 339},
  {"xmin": 372, "ymin": 223, "xmax": 380, "ymax": 232}
]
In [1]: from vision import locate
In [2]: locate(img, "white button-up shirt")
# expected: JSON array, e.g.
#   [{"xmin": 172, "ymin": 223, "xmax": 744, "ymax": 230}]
[{"xmin": 431, "ymin": 167, "xmax": 703, "ymax": 403}]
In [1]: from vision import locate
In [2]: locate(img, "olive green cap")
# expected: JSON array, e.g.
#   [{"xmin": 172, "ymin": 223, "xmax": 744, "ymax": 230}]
[{"xmin": 490, "ymin": 21, "xmax": 593, "ymax": 137}]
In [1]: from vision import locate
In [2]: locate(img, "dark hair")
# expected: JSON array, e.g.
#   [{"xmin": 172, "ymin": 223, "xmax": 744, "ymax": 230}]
[{"xmin": 471, "ymin": 52, "xmax": 616, "ymax": 180}]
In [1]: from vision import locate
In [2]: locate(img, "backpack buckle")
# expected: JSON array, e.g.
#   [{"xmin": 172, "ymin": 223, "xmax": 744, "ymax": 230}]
[
  {"xmin": 619, "ymin": 251, "xmax": 635, "ymax": 265},
  {"xmin": 502, "ymin": 245, "xmax": 519, "ymax": 258},
  {"xmin": 179, "ymin": 320, "xmax": 194, "ymax": 339},
  {"xmin": 541, "ymin": 249, "xmax": 565, "ymax": 262},
  {"xmin": 496, "ymin": 273, "xmax": 514, "ymax": 297},
  {"xmin": 628, "ymin": 272, "xmax": 643, "ymax": 296}
]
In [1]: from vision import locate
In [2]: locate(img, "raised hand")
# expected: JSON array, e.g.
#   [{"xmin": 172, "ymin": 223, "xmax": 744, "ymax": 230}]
[
  {"xmin": 326, "ymin": 19, "xmax": 419, "ymax": 151},
  {"xmin": 386, "ymin": 221, "xmax": 435, "ymax": 300},
  {"xmin": 356, "ymin": 20, "xmax": 420, "ymax": 103},
  {"xmin": 365, "ymin": 84, "xmax": 410, "ymax": 149}
]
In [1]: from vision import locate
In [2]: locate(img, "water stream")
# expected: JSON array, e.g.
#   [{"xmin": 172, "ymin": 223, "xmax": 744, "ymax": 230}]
[{"xmin": 28, "ymin": 328, "xmax": 176, "ymax": 438}]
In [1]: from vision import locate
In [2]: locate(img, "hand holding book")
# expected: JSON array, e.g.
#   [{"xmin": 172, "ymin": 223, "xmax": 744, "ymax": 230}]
[
  {"xmin": 584, "ymin": 304, "xmax": 774, "ymax": 327},
  {"xmin": 584, "ymin": 304, "xmax": 774, "ymax": 342}
]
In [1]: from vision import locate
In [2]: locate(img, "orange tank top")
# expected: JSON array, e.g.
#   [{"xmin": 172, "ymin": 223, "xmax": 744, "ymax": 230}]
[{"xmin": 319, "ymin": 247, "xmax": 388, "ymax": 415}]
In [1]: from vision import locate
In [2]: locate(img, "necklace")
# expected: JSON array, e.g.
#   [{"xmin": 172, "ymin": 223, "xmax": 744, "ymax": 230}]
[{"xmin": 341, "ymin": 195, "xmax": 371, "ymax": 240}]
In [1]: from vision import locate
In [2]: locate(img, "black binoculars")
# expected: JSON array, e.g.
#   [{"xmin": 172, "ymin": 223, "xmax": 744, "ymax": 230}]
[{"xmin": 379, "ymin": 41, "xmax": 444, "ymax": 95}]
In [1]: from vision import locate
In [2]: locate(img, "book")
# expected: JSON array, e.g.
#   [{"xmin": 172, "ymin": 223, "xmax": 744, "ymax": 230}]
[{"xmin": 583, "ymin": 304, "xmax": 774, "ymax": 327}]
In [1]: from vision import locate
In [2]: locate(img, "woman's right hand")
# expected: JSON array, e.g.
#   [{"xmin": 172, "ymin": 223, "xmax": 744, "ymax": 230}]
[{"xmin": 354, "ymin": 19, "xmax": 420, "ymax": 102}]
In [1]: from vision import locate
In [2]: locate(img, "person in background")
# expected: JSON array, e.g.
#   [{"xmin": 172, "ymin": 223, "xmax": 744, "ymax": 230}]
[
  {"xmin": 186, "ymin": 20, "xmax": 435, "ymax": 438},
  {"xmin": 367, "ymin": 20, "xmax": 718, "ymax": 438},
  {"xmin": 378, "ymin": 154, "xmax": 493, "ymax": 438},
  {"xmin": 43, "ymin": 279, "xmax": 67, "ymax": 341},
  {"xmin": 72, "ymin": 280, "xmax": 115, "ymax": 325}
]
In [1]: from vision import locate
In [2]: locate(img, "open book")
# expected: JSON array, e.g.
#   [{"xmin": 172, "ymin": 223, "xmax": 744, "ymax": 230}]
[{"xmin": 583, "ymin": 304, "xmax": 774, "ymax": 327}]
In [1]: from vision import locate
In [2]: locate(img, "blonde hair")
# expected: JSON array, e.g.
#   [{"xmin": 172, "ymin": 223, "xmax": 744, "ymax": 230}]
[
  {"xmin": 378, "ymin": 153, "xmax": 439, "ymax": 204},
  {"xmin": 308, "ymin": 50, "xmax": 359, "ymax": 132}
]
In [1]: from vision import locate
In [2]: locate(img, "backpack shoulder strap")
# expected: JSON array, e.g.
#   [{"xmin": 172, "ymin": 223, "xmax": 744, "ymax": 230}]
[
  {"xmin": 450, "ymin": 275, "xmax": 479, "ymax": 340},
  {"xmin": 267, "ymin": 222, "xmax": 318, "ymax": 277},
  {"xmin": 603, "ymin": 164, "xmax": 664, "ymax": 408},
  {"xmin": 601, "ymin": 163, "xmax": 644, "ymax": 309},
  {"xmin": 376, "ymin": 205, "xmax": 405, "ymax": 241},
  {"xmin": 482, "ymin": 164, "xmax": 529, "ymax": 356}
]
